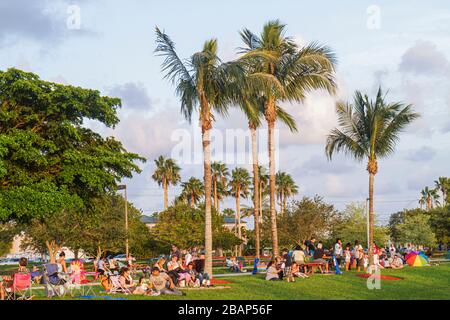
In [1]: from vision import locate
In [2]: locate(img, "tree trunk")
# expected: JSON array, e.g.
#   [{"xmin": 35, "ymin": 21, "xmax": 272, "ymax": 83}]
[
  {"xmin": 236, "ymin": 187, "xmax": 242, "ymax": 256},
  {"xmin": 163, "ymin": 178, "xmax": 168, "ymax": 210},
  {"xmin": 45, "ymin": 240, "xmax": 59, "ymax": 263},
  {"xmin": 368, "ymin": 172, "xmax": 375, "ymax": 264},
  {"xmin": 280, "ymin": 190, "xmax": 285, "ymax": 215},
  {"xmin": 250, "ymin": 125, "xmax": 260, "ymax": 258},
  {"xmin": 202, "ymin": 126, "xmax": 213, "ymax": 277},
  {"xmin": 213, "ymin": 177, "xmax": 218, "ymax": 210},
  {"xmin": 268, "ymin": 119, "xmax": 278, "ymax": 257}
]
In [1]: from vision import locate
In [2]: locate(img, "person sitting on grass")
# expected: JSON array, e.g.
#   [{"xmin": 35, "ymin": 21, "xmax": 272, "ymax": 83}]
[
  {"xmin": 193, "ymin": 254, "xmax": 211, "ymax": 287},
  {"xmin": 291, "ymin": 262, "xmax": 309, "ymax": 279},
  {"xmin": 149, "ymin": 267, "xmax": 184, "ymax": 296},
  {"xmin": 186, "ymin": 262, "xmax": 200, "ymax": 287},
  {"xmin": 390, "ymin": 254, "xmax": 404, "ymax": 269},
  {"xmin": 265, "ymin": 260, "xmax": 283, "ymax": 281},
  {"xmin": 167, "ymin": 254, "xmax": 191, "ymax": 287},
  {"xmin": 313, "ymin": 242, "xmax": 329, "ymax": 273},
  {"xmin": 227, "ymin": 256, "xmax": 241, "ymax": 272},
  {"xmin": 134, "ymin": 277, "xmax": 149, "ymax": 295},
  {"xmin": 119, "ymin": 267, "xmax": 136, "ymax": 293}
]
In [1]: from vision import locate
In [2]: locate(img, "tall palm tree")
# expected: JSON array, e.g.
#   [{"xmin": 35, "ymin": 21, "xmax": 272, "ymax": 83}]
[
  {"xmin": 258, "ymin": 166, "xmax": 269, "ymax": 223},
  {"xmin": 275, "ymin": 171, "xmax": 298, "ymax": 215},
  {"xmin": 239, "ymin": 20, "xmax": 337, "ymax": 256},
  {"xmin": 215, "ymin": 180, "xmax": 229, "ymax": 213},
  {"xmin": 434, "ymin": 177, "xmax": 449, "ymax": 206},
  {"xmin": 232, "ymin": 94, "xmax": 296, "ymax": 258},
  {"xmin": 181, "ymin": 177, "xmax": 204, "ymax": 207},
  {"xmin": 326, "ymin": 88, "xmax": 419, "ymax": 262},
  {"xmin": 155, "ymin": 28, "xmax": 238, "ymax": 276},
  {"xmin": 229, "ymin": 167, "xmax": 251, "ymax": 255},
  {"xmin": 420, "ymin": 186, "xmax": 440, "ymax": 210},
  {"xmin": 151, "ymin": 156, "xmax": 181, "ymax": 210},
  {"xmin": 211, "ymin": 161, "xmax": 229, "ymax": 211}
]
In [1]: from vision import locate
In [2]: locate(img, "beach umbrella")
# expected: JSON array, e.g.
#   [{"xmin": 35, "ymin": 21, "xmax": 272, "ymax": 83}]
[{"xmin": 405, "ymin": 252, "xmax": 429, "ymax": 267}]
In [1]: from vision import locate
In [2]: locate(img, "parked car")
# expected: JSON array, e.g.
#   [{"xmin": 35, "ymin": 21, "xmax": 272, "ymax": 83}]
[
  {"xmin": 0, "ymin": 258, "xmax": 20, "ymax": 265},
  {"xmin": 113, "ymin": 254, "xmax": 135, "ymax": 262}
]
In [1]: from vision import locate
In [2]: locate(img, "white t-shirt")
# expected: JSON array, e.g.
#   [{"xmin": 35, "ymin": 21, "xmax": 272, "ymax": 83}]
[
  {"xmin": 292, "ymin": 250, "xmax": 306, "ymax": 263},
  {"xmin": 334, "ymin": 243, "xmax": 342, "ymax": 256},
  {"xmin": 185, "ymin": 253, "xmax": 192, "ymax": 266},
  {"xmin": 353, "ymin": 245, "xmax": 363, "ymax": 259}
]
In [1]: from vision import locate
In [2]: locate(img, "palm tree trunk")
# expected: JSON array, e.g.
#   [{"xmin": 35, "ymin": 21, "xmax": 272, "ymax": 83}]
[
  {"xmin": 236, "ymin": 187, "xmax": 241, "ymax": 256},
  {"xmin": 280, "ymin": 190, "xmax": 285, "ymax": 215},
  {"xmin": 202, "ymin": 126, "xmax": 213, "ymax": 278},
  {"xmin": 163, "ymin": 178, "xmax": 168, "ymax": 210},
  {"xmin": 213, "ymin": 177, "xmax": 218, "ymax": 210},
  {"xmin": 268, "ymin": 119, "xmax": 279, "ymax": 257},
  {"xmin": 250, "ymin": 125, "xmax": 260, "ymax": 258},
  {"xmin": 368, "ymin": 172, "xmax": 375, "ymax": 264}
]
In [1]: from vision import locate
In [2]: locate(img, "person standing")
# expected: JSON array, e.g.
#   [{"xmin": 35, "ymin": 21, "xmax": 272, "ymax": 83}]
[
  {"xmin": 353, "ymin": 240, "xmax": 364, "ymax": 272},
  {"xmin": 334, "ymin": 239, "xmax": 343, "ymax": 266}
]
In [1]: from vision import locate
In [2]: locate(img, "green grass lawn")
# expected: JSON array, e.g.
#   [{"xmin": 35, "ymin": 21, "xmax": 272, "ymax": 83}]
[{"xmin": 19, "ymin": 264, "xmax": 450, "ymax": 300}]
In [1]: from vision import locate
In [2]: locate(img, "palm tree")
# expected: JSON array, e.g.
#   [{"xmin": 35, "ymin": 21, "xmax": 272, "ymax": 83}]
[
  {"xmin": 275, "ymin": 171, "xmax": 298, "ymax": 215},
  {"xmin": 434, "ymin": 177, "xmax": 449, "ymax": 206},
  {"xmin": 155, "ymin": 28, "xmax": 239, "ymax": 276},
  {"xmin": 420, "ymin": 186, "xmax": 440, "ymax": 210},
  {"xmin": 258, "ymin": 166, "xmax": 269, "ymax": 223},
  {"xmin": 215, "ymin": 180, "xmax": 229, "ymax": 212},
  {"xmin": 238, "ymin": 20, "xmax": 337, "ymax": 256},
  {"xmin": 326, "ymin": 88, "xmax": 419, "ymax": 262},
  {"xmin": 151, "ymin": 156, "xmax": 181, "ymax": 210},
  {"xmin": 181, "ymin": 177, "xmax": 204, "ymax": 207},
  {"xmin": 229, "ymin": 167, "xmax": 251, "ymax": 255},
  {"xmin": 211, "ymin": 161, "xmax": 229, "ymax": 211}
]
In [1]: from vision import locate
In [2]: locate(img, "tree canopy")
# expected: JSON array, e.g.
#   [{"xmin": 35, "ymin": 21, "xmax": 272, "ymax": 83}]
[{"xmin": 0, "ymin": 68, "xmax": 145, "ymax": 222}]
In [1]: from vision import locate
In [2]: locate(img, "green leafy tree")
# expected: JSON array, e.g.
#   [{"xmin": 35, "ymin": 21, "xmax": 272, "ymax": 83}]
[
  {"xmin": 428, "ymin": 205, "xmax": 450, "ymax": 244},
  {"xmin": 0, "ymin": 68, "xmax": 144, "ymax": 222},
  {"xmin": 150, "ymin": 203, "xmax": 241, "ymax": 254},
  {"xmin": 396, "ymin": 214, "xmax": 437, "ymax": 247},
  {"xmin": 332, "ymin": 203, "xmax": 389, "ymax": 247},
  {"xmin": 239, "ymin": 20, "xmax": 337, "ymax": 256},
  {"xmin": 326, "ymin": 88, "xmax": 419, "ymax": 260},
  {"xmin": 267, "ymin": 196, "xmax": 340, "ymax": 249}
]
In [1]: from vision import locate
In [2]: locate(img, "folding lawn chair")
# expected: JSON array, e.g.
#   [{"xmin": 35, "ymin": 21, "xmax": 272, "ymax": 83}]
[
  {"xmin": 68, "ymin": 260, "xmax": 95, "ymax": 297},
  {"xmin": 107, "ymin": 275, "xmax": 133, "ymax": 295},
  {"xmin": 43, "ymin": 263, "xmax": 68, "ymax": 298},
  {"xmin": 6, "ymin": 273, "xmax": 33, "ymax": 300}
]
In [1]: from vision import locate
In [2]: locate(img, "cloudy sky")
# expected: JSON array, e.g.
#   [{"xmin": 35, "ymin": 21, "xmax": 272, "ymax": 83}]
[{"xmin": 1, "ymin": 0, "xmax": 449, "ymax": 226}]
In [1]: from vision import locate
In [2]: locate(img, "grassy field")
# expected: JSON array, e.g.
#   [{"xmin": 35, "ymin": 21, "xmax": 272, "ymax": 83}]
[{"xmin": 6, "ymin": 264, "xmax": 448, "ymax": 300}]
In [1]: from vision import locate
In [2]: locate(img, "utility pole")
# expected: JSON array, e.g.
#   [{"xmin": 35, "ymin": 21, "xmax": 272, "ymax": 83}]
[{"xmin": 118, "ymin": 184, "xmax": 129, "ymax": 259}]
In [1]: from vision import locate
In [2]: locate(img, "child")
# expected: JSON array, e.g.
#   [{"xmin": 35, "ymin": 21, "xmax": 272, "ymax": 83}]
[
  {"xmin": 363, "ymin": 254, "xmax": 369, "ymax": 272},
  {"xmin": 344, "ymin": 244, "xmax": 352, "ymax": 271},
  {"xmin": 282, "ymin": 248, "xmax": 294, "ymax": 283},
  {"xmin": 134, "ymin": 277, "xmax": 149, "ymax": 295},
  {"xmin": 186, "ymin": 262, "xmax": 200, "ymax": 287},
  {"xmin": 291, "ymin": 262, "xmax": 309, "ymax": 279}
]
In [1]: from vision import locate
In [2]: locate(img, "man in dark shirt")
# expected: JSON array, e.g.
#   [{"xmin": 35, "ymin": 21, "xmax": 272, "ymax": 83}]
[
  {"xmin": 312, "ymin": 242, "xmax": 329, "ymax": 273},
  {"xmin": 193, "ymin": 254, "xmax": 211, "ymax": 286}
]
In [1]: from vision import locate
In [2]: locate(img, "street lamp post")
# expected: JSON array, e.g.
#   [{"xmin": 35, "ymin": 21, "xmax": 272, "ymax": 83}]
[{"xmin": 117, "ymin": 184, "xmax": 129, "ymax": 259}]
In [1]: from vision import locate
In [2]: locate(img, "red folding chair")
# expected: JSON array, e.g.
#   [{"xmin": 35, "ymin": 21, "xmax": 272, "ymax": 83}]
[{"xmin": 6, "ymin": 273, "xmax": 33, "ymax": 300}]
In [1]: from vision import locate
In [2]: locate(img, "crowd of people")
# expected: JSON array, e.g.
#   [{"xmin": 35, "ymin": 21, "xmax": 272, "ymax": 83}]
[
  {"xmin": 262, "ymin": 238, "xmax": 417, "ymax": 282},
  {"xmin": 0, "ymin": 240, "xmax": 432, "ymax": 299},
  {"xmin": 97, "ymin": 245, "xmax": 211, "ymax": 296}
]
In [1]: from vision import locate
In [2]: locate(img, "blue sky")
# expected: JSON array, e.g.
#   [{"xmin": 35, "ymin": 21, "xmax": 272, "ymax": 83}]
[{"xmin": 1, "ymin": 0, "xmax": 449, "ymax": 225}]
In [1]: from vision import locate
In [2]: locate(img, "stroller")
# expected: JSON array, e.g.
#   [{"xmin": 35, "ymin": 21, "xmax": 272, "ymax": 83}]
[{"xmin": 43, "ymin": 263, "xmax": 68, "ymax": 298}]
